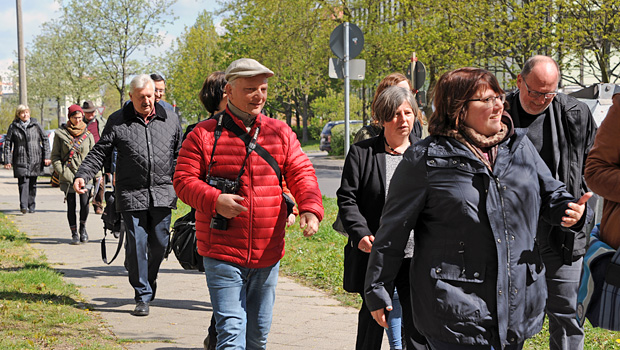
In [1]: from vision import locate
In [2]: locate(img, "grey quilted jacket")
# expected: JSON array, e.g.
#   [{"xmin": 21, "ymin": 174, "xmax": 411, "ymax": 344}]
[{"xmin": 75, "ymin": 103, "xmax": 183, "ymax": 211}]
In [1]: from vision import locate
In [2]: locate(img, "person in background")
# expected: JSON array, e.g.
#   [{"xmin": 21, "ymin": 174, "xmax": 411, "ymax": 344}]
[
  {"xmin": 365, "ymin": 67, "xmax": 591, "ymax": 350},
  {"xmin": 505, "ymin": 55, "xmax": 597, "ymax": 350},
  {"xmin": 51, "ymin": 105, "xmax": 98, "ymax": 244},
  {"xmin": 174, "ymin": 58, "xmax": 323, "ymax": 349},
  {"xmin": 353, "ymin": 73, "xmax": 423, "ymax": 144},
  {"xmin": 585, "ymin": 91, "xmax": 620, "ymax": 249},
  {"xmin": 74, "ymin": 74, "xmax": 183, "ymax": 317},
  {"xmin": 81, "ymin": 100, "xmax": 107, "ymax": 214},
  {"xmin": 338, "ymin": 86, "xmax": 426, "ymax": 350},
  {"xmin": 150, "ymin": 73, "xmax": 175, "ymax": 112},
  {"xmin": 3, "ymin": 104, "xmax": 51, "ymax": 214}
]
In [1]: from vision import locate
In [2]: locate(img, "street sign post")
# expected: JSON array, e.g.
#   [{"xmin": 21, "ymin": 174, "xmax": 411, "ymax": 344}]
[{"xmin": 329, "ymin": 22, "xmax": 364, "ymax": 156}]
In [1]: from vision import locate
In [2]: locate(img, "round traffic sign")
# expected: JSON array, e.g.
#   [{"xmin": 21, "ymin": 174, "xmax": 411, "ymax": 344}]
[{"xmin": 329, "ymin": 23, "xmax": 364, "ymax": 60}]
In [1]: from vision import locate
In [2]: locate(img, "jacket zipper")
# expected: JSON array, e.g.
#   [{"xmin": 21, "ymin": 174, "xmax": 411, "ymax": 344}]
[
  {"xmin": 246, "ymin": 149, "xmax": 254, "ymax": 265},
  {"xmin": 494, "ymin": 176, "xmax": 513, "ymax": 297}
]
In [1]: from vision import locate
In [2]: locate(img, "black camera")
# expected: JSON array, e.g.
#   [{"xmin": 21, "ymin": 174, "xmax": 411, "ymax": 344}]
[{"xmin": 207, "ymin": 176, "xmax": 241, "ymax": 231}]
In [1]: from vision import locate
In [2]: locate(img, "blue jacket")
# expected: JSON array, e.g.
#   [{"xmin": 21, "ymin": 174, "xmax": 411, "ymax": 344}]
[{"xmin": 364, "ymin": 129, "xmax": 584, "ymax": 348}]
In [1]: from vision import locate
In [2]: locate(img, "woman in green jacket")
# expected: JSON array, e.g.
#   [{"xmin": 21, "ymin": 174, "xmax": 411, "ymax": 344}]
[{"xmin": 51, "ymin": 104, "xmax": 98, "ymax": 245}]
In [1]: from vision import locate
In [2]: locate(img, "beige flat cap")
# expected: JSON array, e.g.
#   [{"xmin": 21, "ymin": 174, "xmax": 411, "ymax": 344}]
[{"xmin": 225, "ymin": 58, "xmax": 274, "ymax": 82}]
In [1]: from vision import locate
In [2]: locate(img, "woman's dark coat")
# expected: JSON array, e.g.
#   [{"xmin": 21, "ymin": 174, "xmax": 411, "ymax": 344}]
[
  {"xmin": 337, "ymin": 131, "xmax": 419, "ymax": 293},
  {"xmin": 364, "ymin": 129, "xmax": 585, "ymax": 348},
  {"xmin": 4, "ymin": 118, "xmax": 50, "ymax": 178}
]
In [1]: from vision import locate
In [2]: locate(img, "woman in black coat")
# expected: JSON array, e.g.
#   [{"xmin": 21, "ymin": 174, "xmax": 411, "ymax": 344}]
[
  {"xmin": 337, "ymin": 86, "xmax": 426, "ymax": 350},
  {"xmin": 364, "ymin": 68, "xmax": 591, "ymax": 350},
  {"xmin": 3, "ymin": 105, "xmax": 51, "ymax": 213}
]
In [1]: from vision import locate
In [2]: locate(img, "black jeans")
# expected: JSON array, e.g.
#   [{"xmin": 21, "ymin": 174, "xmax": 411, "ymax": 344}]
[
  {"xmin": 66, "ymin": 191, "xmax": 90, "ymax": 227},
  {"xmin": 17, "ymin": 176, "xmax": 37, "ymax": 211}
]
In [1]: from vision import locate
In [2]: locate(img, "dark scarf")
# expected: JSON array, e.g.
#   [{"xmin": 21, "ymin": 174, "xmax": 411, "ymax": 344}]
[
  {"xmin": 65, "ymin": 120, "xmax": 87, "ymax": 138},
  {"xmin": 440, "ymin": 113, "xmax": 514, "ymax": 172}
]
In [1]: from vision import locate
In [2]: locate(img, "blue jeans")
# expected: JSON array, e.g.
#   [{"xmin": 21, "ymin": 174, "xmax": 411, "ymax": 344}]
[
  {"xmin": 386, "ymin": 288, "xmax": 403, "ymax": 349},
  {"xmin": 122, "ymin": 208, "xmax": 171, "ymax": 303},
  {"xmin": 204, "ymin": 257, "xmax": 279, "ymax": 350}
]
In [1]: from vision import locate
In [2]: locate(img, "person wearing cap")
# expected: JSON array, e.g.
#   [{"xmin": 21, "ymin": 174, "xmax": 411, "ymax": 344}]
[
  {"xmin": 150, "ymin": 73, "xmax": 175, "ymax": 112},
  {"xmin": 81, "ymin": 100, "xmax": 107, "ymax": 214},
  {"xmin": 174, "ymin": 58, "xmax": 324, "ymax": 349},
  {"xmin": 73, "ymin": 74, "xmax": 183, "ymax": 317},
  {"xmin": 51, "ymin": 104, "xmax": 98, "ymax": 244}
]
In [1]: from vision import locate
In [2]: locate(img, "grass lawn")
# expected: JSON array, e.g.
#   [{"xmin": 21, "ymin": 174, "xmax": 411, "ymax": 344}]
[{"xmin": 0, "ymin": 213, "xmax": 121, "ymax": 349}]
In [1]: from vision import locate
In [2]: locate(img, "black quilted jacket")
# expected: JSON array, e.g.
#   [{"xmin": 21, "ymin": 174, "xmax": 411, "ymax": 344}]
[
  {"xmin": 75, "ymin": 103, "xmax": 182, "ymax": 211},
  {"xmin": 4, "ymin": 118, "xmax": 50, "ymax": 178}
]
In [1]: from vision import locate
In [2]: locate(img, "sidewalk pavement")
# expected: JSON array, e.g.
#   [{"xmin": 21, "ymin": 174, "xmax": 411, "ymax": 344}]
[
  {"xmin": 0, "ymin": 168, "xmax": 387, "ymax": 349},
  {"xmin": 305, "ymin": 151, "xmax": 344, "ymax": 171}
]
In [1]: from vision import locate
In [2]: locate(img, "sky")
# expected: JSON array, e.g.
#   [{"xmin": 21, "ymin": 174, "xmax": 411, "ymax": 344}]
[{"xmin": 0, "ymin": 0, "xmax": 223, "ymax": 76}]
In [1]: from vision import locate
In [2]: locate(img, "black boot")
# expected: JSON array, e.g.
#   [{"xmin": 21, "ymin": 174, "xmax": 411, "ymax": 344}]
[
  {"xmin": 70, "ymin": 226, "xmax": 80, "ymax": 245},
  {"xmin": 79, "ymin": 222, "xmax": 89, "ymax": 243}
]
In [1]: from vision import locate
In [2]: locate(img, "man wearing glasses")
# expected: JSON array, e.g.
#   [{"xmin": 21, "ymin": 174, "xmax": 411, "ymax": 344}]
[
  {"xmin": 506, "ymin": 55, "xmax": 597, "ymax": 350},
  {"xmin": 150, "ymin": 73, "xmax": 176, "ymax": 112}
]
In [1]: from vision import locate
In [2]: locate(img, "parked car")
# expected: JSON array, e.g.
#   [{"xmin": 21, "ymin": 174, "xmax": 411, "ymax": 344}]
[
  {"xmin": 44, "ymin": 130, "xmax": 55, "ymax": 175},
  {"xmin": 0, "ymin": 134, "xmax": 5, "ymax": 164},
  {"xmin": 319, "ymin": 120, "xmax": 364, "ymax": 152}
]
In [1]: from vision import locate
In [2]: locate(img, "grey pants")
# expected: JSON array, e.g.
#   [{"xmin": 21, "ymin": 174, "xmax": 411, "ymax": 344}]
[{"xmin": 540, "ymin": 244, "xmax": 585, "ymax": 350}]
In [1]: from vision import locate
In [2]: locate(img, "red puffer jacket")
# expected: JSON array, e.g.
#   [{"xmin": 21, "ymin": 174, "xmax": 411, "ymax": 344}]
[{"xmin": 174, "ymin": 110, "xmax": 324, "ymax": 268}]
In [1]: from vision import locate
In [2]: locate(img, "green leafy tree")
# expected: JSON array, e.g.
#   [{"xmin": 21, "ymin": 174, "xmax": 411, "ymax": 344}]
[
  {"xmin": 61, "ymin": 0, "xmax": 177, "ymax": 108},
  {"xmin": 557, "ymin": 0, "xmax": 620, "ymax": 85},
  {"xmin": 220, "ymin": 0, "xmax": 335, "ymax": 142},
  {"xmin": 165, "ymin": 11, "xmax": 225, "ymax": 123},
  {"xmin": 25, "ymin": 18, "xmax": 103, "ymax": 126}
]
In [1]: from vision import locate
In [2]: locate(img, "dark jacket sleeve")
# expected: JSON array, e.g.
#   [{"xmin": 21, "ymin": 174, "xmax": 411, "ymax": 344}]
[
  {"xmin": 364, "ymin": 146, "xmax": 427, "ymax": 312},
  {"xmin": 75, "ymin": 113, "xmax": 119, "ymax": 182},
  {"xmin": 337, "ymin": 143, "xmax": 374, "ymax": 246}
]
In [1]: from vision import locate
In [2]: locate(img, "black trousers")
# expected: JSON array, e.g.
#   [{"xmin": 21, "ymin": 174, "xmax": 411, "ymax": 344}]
[
  {"xmin": 356, "ymin": 258, "xmax": 427, "ymax": 350},
  {"xmin": 17, "ymin": 176, "xmax": 37, "ymax": 211},
  {"xmin": 66, "ymin": 191, "xmax": 90, "ymax": 227}
]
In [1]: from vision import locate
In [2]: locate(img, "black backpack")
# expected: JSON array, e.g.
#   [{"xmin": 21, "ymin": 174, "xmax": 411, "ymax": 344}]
[{"xmin": 101, "ymin": 190, "xmax": 124, "ymax": 264}]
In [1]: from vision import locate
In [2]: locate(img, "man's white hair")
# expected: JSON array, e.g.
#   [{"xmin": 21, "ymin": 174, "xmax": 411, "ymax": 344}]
[{"xmin": 130, "ymin": 74, "xmax": 155, "ymax": 93}]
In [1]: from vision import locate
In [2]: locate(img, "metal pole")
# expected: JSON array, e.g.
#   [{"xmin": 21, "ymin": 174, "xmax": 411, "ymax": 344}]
[
  {"xmin": 16, "ymin": 0, "xmax": 28, "ymax": 105},
  {"xmin": 344, "ymin": 22, "xmax": 350, "ymax": 156}
]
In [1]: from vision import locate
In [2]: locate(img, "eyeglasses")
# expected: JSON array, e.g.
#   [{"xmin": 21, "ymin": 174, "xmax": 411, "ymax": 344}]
[
  {"xmin": 467, "ymin": 94, "xmax": 506, "ymax": 106},
  {"xmin": 522, "ymin": 79, "xmax": 557, "ymax": 100}
]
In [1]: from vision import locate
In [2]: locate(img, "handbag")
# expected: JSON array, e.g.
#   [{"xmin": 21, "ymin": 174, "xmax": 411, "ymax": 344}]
[
  {"xmin": 50, "ymin": 171, "xmax": 60, "ymax": 187},
  {"xmin": 169, "ymin": 208, "xmax": 205, "ymax": 272},
  {"xmin": 100, "ymin": 190, "xmax": 124, "ymax": 264},
  {"xmin": 577, "ymin": 224, "xmax": 620, "ymax": 331}
]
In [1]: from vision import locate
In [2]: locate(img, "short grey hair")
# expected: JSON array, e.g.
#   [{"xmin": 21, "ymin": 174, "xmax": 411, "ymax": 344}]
[
  {"xmin": 130, "ymin": 74, "xmax": 155, "ymax": 93},
  {"xmin": 374, "ymin": 86, "xmax": 419, "ymax": 125}
]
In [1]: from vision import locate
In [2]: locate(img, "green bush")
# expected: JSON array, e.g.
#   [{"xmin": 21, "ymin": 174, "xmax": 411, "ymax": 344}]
[{"xmin": 328, "ymin": 123, "xmax": 364, "ymax": 156}]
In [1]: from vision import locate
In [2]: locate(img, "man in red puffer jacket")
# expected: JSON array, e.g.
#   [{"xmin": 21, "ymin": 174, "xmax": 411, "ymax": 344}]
[{"xmin": 173, "ymin": 58, "xmax": 323, "ymax": 349}]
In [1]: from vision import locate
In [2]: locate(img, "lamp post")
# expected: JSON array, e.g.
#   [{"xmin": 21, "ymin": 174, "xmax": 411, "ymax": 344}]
[{"xmin": 16, "ymin": 0, "xmax": 28, "ymax": 105}]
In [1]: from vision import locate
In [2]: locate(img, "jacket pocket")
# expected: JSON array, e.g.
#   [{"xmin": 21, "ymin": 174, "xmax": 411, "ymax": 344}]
[
  {"xmin": 524, "ymin": 261, "xmax": 547, "ymax": 319},
  {"xmin": 430, "ymin": 261, "xmax": 489, "ymax": 321}
]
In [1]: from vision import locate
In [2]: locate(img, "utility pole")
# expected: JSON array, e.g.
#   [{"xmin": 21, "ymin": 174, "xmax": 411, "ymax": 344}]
[{"xmin": 16, "ymin": 0, "xmax": 28, "ymax": 105}]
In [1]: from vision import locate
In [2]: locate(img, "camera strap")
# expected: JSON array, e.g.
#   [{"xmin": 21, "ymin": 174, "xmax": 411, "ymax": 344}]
[
  {"xmin": 207, "ymin": 114, "xmax": 262, "ymax": 185},
  {"xmin": 221, "ymin": 114, "xmax": 283, "ymax": 188}
]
